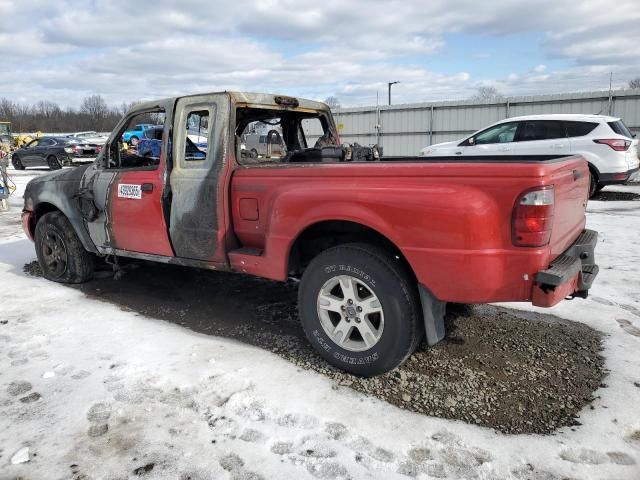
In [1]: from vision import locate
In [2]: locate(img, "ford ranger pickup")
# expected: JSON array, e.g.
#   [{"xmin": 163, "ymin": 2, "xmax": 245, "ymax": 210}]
[{"xmin": 21, "ymin": 91, "xmax": 599, "ymax": 376}]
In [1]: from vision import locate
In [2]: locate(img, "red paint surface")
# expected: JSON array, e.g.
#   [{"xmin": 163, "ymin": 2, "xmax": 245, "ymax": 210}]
[
  {"xmin": 110, "ymin": 168, "xmax": 173, "ymax": 256},
  {"xmin": 230, "ymin": 158, "xmax": 589, "ymax": 304}
]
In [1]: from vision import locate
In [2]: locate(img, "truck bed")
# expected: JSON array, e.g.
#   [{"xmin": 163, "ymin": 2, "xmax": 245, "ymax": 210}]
[
  {"xmin": 381, "ymin": 154, "xmax": 569, "ymax": 162},
  {"xmin": 230, "ymin": 154, "xmax": 590, "ymax": 304}
]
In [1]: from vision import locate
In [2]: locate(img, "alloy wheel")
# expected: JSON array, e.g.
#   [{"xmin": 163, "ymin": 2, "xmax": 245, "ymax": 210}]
[{"xmin": 316, "ymin": 274, "xmax": 385, "ymax": 352}]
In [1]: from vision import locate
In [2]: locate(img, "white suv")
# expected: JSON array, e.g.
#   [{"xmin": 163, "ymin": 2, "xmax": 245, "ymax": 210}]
[{"xmin": 420, "ymin": 114, "xmax": 639, "ymax": 197}]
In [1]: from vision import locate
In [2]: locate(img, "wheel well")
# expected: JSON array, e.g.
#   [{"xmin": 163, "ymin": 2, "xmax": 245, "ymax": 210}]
[
  {"xmin": 29, "ymin": 202, "xmax": 61, "ymax": 236},
  {"xmin": 288, "ymin": 220, "xmax": 416, "ymax": 281}
]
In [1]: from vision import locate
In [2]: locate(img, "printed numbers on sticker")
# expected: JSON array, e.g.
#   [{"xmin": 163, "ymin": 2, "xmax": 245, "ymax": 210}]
[{"xmin": 118, "ymin": 184, "xmax": 142, "ymax": 199}]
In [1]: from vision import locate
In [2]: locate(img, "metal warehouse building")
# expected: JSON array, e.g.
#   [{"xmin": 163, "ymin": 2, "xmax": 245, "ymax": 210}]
[{"xmin": 330, "ymin": 89, "xmax": 640, "ymax": 156}]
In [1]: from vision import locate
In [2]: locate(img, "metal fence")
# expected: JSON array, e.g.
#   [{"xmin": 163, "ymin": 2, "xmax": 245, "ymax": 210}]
[{"xmin": 330, "ymin": 89, "xmax": 640, "ymax": 156}]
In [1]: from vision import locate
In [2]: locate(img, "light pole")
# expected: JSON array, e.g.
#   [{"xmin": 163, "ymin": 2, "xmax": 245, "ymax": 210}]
[{"xmin": 388, "ymin": 81, "xmax": 400, "ymax": 105}]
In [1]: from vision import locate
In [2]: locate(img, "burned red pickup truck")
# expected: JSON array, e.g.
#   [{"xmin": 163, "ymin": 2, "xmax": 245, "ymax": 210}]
[{"xmin": 22, "ymin": 92, "xmax": 598, "ymax": 376}]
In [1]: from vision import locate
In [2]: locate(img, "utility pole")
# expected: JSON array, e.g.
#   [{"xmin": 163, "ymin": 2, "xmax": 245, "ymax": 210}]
[
  {"xmin": 607, "ymin": 72, "xmax": 613, "ymax": 116},
  {"xmin": 388, "ymin": 81, "xmax": 399, "ymax": 105},
  {"xmin": 375, "ymin": 90, "xmax": 380, "ymax": 146}
]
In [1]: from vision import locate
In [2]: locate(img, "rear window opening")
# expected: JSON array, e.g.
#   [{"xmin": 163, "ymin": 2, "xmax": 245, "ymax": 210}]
[
  {"xmin": 608, "ymin": 120, "xmax": 633, "ymax": 139},
  {"xmin": 235, "ymin": 108, "xmax": 340, "ymax": 165}
]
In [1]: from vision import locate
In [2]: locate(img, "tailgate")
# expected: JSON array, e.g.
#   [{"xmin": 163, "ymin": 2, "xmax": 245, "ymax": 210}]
[{"xmin": 547, "ymin": 157, "xmax": 589, "ymax": 257}]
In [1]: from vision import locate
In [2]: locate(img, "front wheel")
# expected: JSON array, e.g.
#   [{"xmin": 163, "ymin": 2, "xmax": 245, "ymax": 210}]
[
  {"xmin": 47, "ymin": 155, "xmax": 62, "ymax": 170},
  {"xmin": 12, "ymin": 156, "xmax": 25, "ymax": 170},
  {"xmin": 35, "ymin": 212, "xmax": 94, "ymax": 283},
  {"xmin": 298, "ymin": 243, "xmax": 423, "ymax": 376}
]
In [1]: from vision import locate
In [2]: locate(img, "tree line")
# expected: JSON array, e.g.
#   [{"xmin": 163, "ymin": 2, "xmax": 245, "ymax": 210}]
[
  {"xmin": 4, "ymin": 81, "xmax": 640, "ymax": 134},
  {"xmin": 0, "ymin": 95, "xmax": 134, "ymax": 134}
]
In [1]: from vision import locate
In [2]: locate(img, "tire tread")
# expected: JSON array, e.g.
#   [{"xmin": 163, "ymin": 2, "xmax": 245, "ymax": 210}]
[{"xmin": 299, "ymin": 242, "xmax": 423, "ymax": 376}]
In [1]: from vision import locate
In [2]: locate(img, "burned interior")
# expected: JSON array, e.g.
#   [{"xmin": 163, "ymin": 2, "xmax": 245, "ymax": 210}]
[{"xmin": 235, "ymin": 106, "xmax": 382, "ymax": 164}]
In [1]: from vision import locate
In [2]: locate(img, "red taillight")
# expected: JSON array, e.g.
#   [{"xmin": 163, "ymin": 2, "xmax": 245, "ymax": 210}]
[
  {"xmin": 512, "ymin": 187, "xmax": 555, "ymax": 247},
  {"xmin": 593, "ymin": 138, "xmax": 631, "ymax": 151}
]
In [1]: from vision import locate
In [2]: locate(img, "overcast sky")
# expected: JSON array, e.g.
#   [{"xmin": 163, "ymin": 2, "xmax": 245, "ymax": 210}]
[{"xmin": 1, "ymin": 0, "xmax": 639, "ymax": 108}]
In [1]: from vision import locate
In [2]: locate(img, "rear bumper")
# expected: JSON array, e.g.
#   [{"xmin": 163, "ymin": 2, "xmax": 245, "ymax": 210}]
[
  {"xmin": 532, "ymin": 229, "xmax": 598, "ymax": 307},
  {"xmin": 599, "ymin": 167, "xmax": 639, "ymax": 185}
]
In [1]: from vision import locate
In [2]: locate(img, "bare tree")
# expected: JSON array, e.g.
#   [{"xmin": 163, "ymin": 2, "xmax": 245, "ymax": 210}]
[
  {"xmin": 470, "ymin": 86, "xmax": 504, "ymax": 102},
  {"xmin": 324, "ymin": 96, "xmax": 341, "ymax": 110},
  {"xmin": 80, "ymin": 95, "xmax": 110, "ymax": 130},
  {"xmin": 0, "ymin": 96, "xmax": 124, "ymax": 133},
  {"xmin": 629, "ymin": 77, "xmax": 640, "ymax": 89}
]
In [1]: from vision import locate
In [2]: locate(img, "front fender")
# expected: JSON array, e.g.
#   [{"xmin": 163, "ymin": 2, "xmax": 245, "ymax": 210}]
[{"xmin": 24, "ymin": 166, "xmax": 98, "ymax": 253}]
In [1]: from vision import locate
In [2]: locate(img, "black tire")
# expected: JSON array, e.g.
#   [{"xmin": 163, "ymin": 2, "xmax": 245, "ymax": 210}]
[
  {"xmin": 35, "ymin": 212, "xmax": 94, "ymax": 283},
  {"xmin": 588, "ymin": 171, "xmax": 598, "ymax": 198},
  {"xmin": 130, "ymin": 136, "xmax": 139, "ymax": 147},
  {"xmin": 298, "ymin": 243, "xmax": 423, "ymax": 376},
  {"xmin": 250, "ymin": 148, "xmax": 258, "ymax": 159},
  {"xmin": 47, "ymin": 155, "xmax": 62, "ymax": 170},
  {"xmin": 12, "ymin": 156, "xmax": 25, "ymax": 170}
]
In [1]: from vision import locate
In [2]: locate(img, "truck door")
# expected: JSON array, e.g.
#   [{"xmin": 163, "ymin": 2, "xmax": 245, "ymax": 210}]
[
  {"xmin": 169, "ymin": 93, "xmax": 230, "ymax": 262},
  {"xmin": 82, "ymin": 105, "xmax": 173, "ymax": 257}
]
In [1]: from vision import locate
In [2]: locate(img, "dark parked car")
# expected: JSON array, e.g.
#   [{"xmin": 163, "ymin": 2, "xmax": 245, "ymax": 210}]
[{"xmin": 11, "ymin": 136, "xmax": 101, "ymax": 170}]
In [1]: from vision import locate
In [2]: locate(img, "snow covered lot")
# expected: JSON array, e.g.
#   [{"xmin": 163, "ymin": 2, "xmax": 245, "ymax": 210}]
[{"xmin": 1, "ymin": 168, "xmax": 639, "ymax": 479}]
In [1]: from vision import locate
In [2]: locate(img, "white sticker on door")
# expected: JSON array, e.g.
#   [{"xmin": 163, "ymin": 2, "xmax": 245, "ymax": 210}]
[{"xmin": 118, "ymin": 184, "xmax": 142, "ymax": 199}]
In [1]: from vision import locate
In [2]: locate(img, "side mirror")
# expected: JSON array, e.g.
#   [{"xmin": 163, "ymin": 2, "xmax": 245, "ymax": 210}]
[{"xmin": 468, "ymin": 137, "xmax": 475, "ymax": 146}]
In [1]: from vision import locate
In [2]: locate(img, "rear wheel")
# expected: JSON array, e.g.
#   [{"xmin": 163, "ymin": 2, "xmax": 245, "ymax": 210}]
[
  {"xmin": 35, "ymin": 212, "xmax": 94, "ymax": 283},
  {"xmin": 298, "ymin": 243, "xmax": 423, "ymax": 376},
  {"xmin": 47, "ymin": 155, "xmax": 62, "ymax": 170},
  {"xmin": 12, "ymin": 156, "xmax": 25, "ymax": 170}
]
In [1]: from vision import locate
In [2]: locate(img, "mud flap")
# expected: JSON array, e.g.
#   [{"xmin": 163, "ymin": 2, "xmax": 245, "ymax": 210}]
[{"xmin": 418, "ymin": 284, "xmax": 446, "ymax": 346}]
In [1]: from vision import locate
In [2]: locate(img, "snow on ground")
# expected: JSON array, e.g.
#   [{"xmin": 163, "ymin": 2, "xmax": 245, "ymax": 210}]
[{"xmin": 0, "ymin": 168, "xmax": 639, "ymax": 480}]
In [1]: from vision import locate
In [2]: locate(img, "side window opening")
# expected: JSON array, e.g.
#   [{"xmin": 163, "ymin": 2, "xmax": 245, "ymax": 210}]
[
  {"xmin": 473, "ymin": 122, "xmax": 518, "ymax": 145},
  {"xmin": 107, "ymin": 110, "xmax": 165, "ymax": 169},
  {"xmin": 184, "ymin": 110, "xmax": 209, "ymax": 162},
  {"xmin": 517, "ymin": 120, "xmax": 565, "ymax": 142}
]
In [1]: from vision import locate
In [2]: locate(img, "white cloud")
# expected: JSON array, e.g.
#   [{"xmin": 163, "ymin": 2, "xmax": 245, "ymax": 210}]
[{"xmin": 1, "ymin": 0, "xmax": 639, "ymax": 107}]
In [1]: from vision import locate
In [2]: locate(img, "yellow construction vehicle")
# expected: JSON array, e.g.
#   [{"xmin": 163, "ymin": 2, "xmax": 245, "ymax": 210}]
[
  {"xmin": 0, "ymin": 122, "xmax": 12, "ymax": 154},
  {"xmin": 0, "ymin": 122, "xmax": 38, "ymax": 150}
]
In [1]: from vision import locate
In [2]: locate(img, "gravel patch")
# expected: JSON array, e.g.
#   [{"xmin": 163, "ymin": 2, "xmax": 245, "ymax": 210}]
[{"xmin": 24, "ymin": 260, "xmax": 606, "ymax": 434}]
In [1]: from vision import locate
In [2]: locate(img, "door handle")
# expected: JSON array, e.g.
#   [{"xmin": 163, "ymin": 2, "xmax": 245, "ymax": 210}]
[
  {"xmin": 552, "ymin": 144, "xmax": 565, "ymax": 149},
  {"xmin": 455, "ymin": 151, "xmax": 462, "ymax": 155},
  {"xmin": 141, "ymin": 183, "xmax": 154, "ymax": 193}
]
